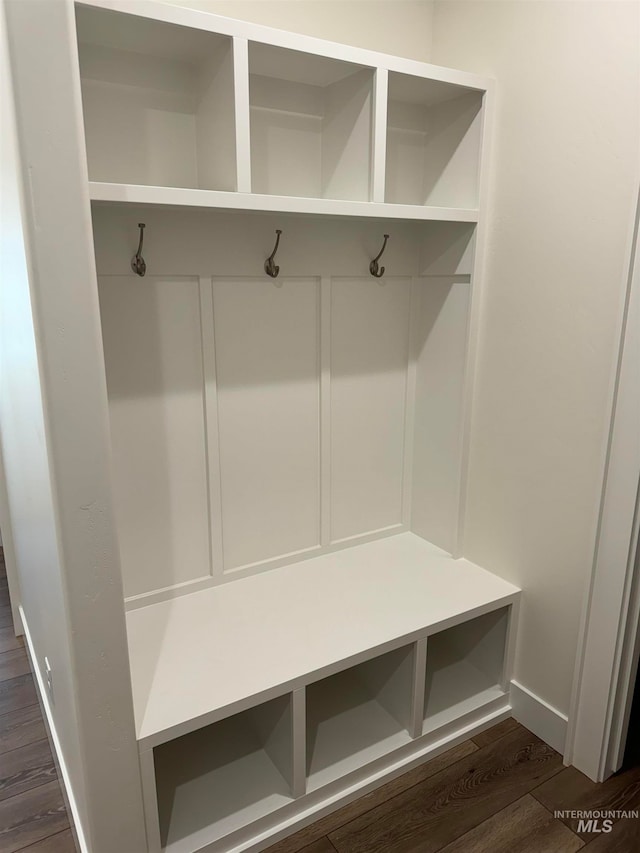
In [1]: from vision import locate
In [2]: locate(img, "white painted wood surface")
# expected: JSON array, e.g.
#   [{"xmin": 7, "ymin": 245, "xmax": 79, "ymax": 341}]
[
  {"xmin": 126, "ymin": 532, "xmax": 518, "ymax": 748},
  {"xmin": 566, "ymin": 190, "xmax": 640, "ymax": 780},
  {"xmin": 411, "ymin": 279, "xmax": 470, "ymax": 553},
  {"xmin": 154, "ymin": 704, "xmax": 294, "ymax": 853},
  {"xmin": 330, "ymin": 277, "xmax": 411, "ymax": 541},
  {"xmin": 213, "ymin": 277, "xmax": 320, "ymax": 570},
  {"xmin": 77, "ymin": 7, "xmax": 236, "ymax": 190},
  {"xmin": 424, "ymin": 607, "xmax": 508, "ymax": 731},
  {"xmin": 99, "ymin": 276, "xmax": 212, "ymax": 596},
  {"xmin": 76, "ymin": 0, "xmax": 491, "ymax": 95},
  {"xmin": 306, "ymin": 664, "xmax": 412, "ymax": 791},
  {"xmin": 89, "ymin": 183, "xmax": 480, "ymax": 220},
  {"xmin": 92, "ymin": 208, "xmax": 478, "ymax": 603}
]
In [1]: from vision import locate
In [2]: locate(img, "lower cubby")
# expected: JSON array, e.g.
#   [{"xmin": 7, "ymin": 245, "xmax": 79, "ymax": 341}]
[
  {"xmin": 306, "ymin": 646, "xmax": 415, "ymax": 791},
  {"xmin": 423, "ymin": 607, "xmax": 509, "ymax": 733},
  {"xmin": 154, "ymin": 695, "xmax": 295, "ymax": 851}
]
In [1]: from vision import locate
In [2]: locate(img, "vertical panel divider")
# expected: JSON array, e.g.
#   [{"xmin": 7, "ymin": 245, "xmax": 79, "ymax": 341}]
[
  {"xmin": 233, "ymin": 37, "xmax": 252, "ymax": 192},
  {"xmin": 411, "ymin": 637, "xmax": 428, "ymax": 739},
  {"xmin": 139, "ymin": 748, "xmax": 161, "ymax": 853},
  {"xmin": 372, "ymin": 68, "xmax": 389, "ymax": 203},
  {"xmin": 320, "ymin": 277, "xmax": 332, "ymax": 546},
  {"xmin": 501, "ymin": 600, "xmax": 519, "ymax": 693},
  {"xmin": 454, "ymin": 86, "xmax": 494, "ymax": 558},
  {"xmin": 402, "ymin": 278, "xmax": 420, "ymax": 528},
  {"xmin": 199, "ymin": 277, "xmax": 224, "ymax": 579},
  {"xmin": 292, "ymin": 687, "xmax": 307, "ymax": 798}
]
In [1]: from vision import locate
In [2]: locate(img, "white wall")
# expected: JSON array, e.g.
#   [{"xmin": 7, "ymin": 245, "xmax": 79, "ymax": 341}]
[
  {"xmin": 169, "ymin": 0, "xmax": 434, "ymax": 61},
  {"xmin": 431, "ymin": 0, "xmax": 640, "ymax": 716}
]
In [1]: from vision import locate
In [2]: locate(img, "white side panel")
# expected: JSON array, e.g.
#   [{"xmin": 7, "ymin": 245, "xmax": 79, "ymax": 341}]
[
  {"xmin": 213, "ymin": 278, "xmax": 320, "ymax": 570},
  {"xmin": 321, "ymin": 69, "xmax": 373, "ymax": 201},
  {"xmin": 99, "ymin": 276, "xmax": 211, "ymax": 596},
  {"xmin": 371, "ymin": 68, "xmax": 388, "ymax": 204},
  {"xmin": 248, "ymin": 694, "xmax": 295, "ymax": 795},
  {"xmin": 0, "ymin": 5, "xmax": 89, "ymax": 838},
  {"xmin": 196, "ymin": 39, "xmax": 237, "ymax": 191},
  {"xmin": 411, "ymin": 279, "xmax": 470, "ymax": 553},
  {"xmin": 330, "ymin": 277, "xmax": 411, "ymax": 542},
  {"xmin": 423, "ymin": 93, "xmax": 482, "ymax": 209},
  {"xmin": 233, "ymin": 37, "xmax": 252, "ymax": 193}
]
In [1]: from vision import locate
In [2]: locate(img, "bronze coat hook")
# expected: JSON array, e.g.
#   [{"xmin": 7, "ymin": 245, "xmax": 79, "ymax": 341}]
[
  {"xmin": 131, "ymin": 223, "xmax": 146, "ymax": 277},
  {"xmin": 264, "ymin": 229, "xmax": 282, "ymax": 278},
  {"xmin": 370, "ymin": 234, "xmax": 389, "ymax": 278}
]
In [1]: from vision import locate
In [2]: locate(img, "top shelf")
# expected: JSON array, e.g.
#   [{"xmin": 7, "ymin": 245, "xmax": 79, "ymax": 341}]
[
  {"xmin": 126, "ymin": 532, "xmax": 519, "ymax": 750},
  {"xmin": 75, "ymin": 0, "xmax": 490, "ymax": 219}
]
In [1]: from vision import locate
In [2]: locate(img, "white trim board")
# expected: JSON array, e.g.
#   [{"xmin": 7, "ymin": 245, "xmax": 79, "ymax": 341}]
[
  {"xmin": 510, "ymin": 680, "xmax": 568, "ymax": 756},
  {"xmin": 566, "ymin": 187, "xmax": 640, "ymax": 782},
  {"xmin": 19, "ymin": 605, "xmax": 89, "ymax": 853}
]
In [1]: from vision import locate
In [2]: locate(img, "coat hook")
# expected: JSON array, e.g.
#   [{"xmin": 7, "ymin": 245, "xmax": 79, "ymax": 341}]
[
  {"xmin": 264, "ymin": 229, "xmax": 282, "ymax": 278},
  {"xmin": 131, "ymin": 223, "xmax": 146, "ymax": 277},
  {"xmin": 370, "ymin": 234, "xmax": 389, "ymax": 278}
]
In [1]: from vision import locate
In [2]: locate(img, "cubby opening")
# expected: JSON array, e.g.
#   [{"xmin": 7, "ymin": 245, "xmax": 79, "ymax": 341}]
[
  {"xmin": 75, "ymin": 6, "xmax": 237, "ymax": 190},
  {"xmin": 386, "ymin": 72, "xmax": 483, "ymax": 208},
  {"xmin": 306, "ymin": 646, "xmax": 414, "ymax": 791},
  {"xmin": 423, "ymin": 608, "xmax": 508, "ymax": 733},
  {"xmin": 154, "ymin": 695, "xmax": 295, "ymax": 850},
  {"xmin": 249, "ymin": 42, "xmax": 374, "ymax": 200}
]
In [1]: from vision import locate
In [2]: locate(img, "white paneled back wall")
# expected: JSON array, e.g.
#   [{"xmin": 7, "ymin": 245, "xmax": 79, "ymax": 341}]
[{"xmin": 93, "ymin": 208, "xmax": 474, "ymax": 603}]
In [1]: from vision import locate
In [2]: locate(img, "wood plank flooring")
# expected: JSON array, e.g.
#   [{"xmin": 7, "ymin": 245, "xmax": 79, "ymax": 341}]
[
  {"xmin": 266, "ymin": 719, "xmax": 640, "ymax": 853},
  {"xmin": 2, "ymin": 541, "xmax": 640, "ymax": 852},
  {"xmin": 0, "ymin": 551, "xmax": 74, "ymax": 853}
]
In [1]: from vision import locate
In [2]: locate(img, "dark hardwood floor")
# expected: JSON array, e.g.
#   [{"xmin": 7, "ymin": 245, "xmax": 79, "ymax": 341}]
[
  {"xmin": 1, "ymin": 543, "xmax": 640, "ymax": 852},
  {"xmin": 265, "ymin": 719, "xmax": 640, "ymax": 853},
  {"xmin": 0, "ymin": 550, "xmax": 74, "ymax": 853}
]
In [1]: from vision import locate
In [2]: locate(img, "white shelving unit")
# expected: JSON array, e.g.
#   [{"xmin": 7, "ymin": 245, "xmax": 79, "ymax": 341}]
[{"xmin": 8, "ymin": 0, "xmax": 519, "ymax": 850}]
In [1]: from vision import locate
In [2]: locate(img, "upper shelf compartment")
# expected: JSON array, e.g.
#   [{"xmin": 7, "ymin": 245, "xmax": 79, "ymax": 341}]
[
  {"xmin": 385, "ymin": 73, "xmax": 483, "ymax": 209},
  {"xmin": 75, "ymin": 0, "xmax": 490, "ymax": 219},
  {"xmin": 75, "ymin": 5, "xmax": 237, "ymax": 191},
  {"xmin": 248, "ymin": 43, "xmax": 374, "ymax": 201}
]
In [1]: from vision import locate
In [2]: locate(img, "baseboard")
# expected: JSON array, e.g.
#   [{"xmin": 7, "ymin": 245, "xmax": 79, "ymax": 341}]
[
  {"xmin": 510, "ymin": 679, "xmax": 568, "ymax": 754},
  {"xmin": 19, "ymin": 605, "xmax": 89, "ymax": 853}
]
